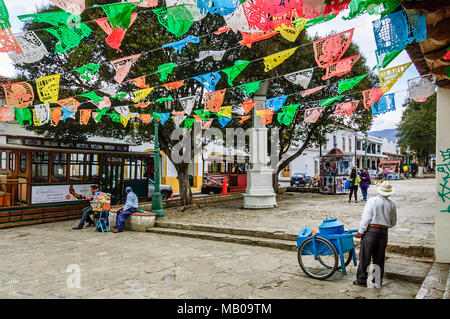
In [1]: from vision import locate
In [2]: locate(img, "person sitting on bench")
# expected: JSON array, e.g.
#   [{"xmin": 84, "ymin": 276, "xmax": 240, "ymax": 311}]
[
  {"xmin": 73, "ymin": 185, "xmax": 101, "ymax": 230},
  {"xmin": 113, "ymin": 187, "xmax": 139, "ymax": 233}
]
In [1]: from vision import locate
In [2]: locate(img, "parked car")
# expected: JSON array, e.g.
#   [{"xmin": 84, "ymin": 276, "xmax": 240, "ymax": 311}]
[
  {"xmin": 290, "ymin": 173, "xmax": 306, "ymax": 187},
  {"xmin": 305, "ymin": 175, "xmax": 312, "ymax": 187},
  {"xmin": 148, "ymin": 179, "xmax": 173, "ymax": 200}
]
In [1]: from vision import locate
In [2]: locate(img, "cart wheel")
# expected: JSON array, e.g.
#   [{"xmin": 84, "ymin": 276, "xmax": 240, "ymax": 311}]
[
  {"xmin": 297, "ymin": 236, "xmax": 339, "ymax": 280},
  {"xmin": 342, "ymin": 250, "xmax": 354, "ymax": 267}
]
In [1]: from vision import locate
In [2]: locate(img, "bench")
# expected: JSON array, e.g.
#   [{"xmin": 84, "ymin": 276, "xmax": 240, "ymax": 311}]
[{"xmin": 108, "ymin": 209, "xmax": 157, "ymax": 232}]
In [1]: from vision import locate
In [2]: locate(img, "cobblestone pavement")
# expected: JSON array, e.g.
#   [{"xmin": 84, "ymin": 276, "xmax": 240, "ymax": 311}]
[
  {"xmin": 0, "ymin": 221, "xmax": 420, "ymax": 299},
  {"xmin": 163, "ymin": 178, "xmax": 435, "ymax": 247}
]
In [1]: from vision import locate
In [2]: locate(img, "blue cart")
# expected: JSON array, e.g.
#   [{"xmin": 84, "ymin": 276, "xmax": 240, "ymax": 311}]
[{"xmin": 296, "ymin": 218, "xmax": 358, "ymax": 280}]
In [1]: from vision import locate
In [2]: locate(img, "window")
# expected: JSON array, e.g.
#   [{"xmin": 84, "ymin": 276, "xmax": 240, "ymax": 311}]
[
  {"xmin": 52, "ymin": 153, "xmax": 67, "ymax": 182},
  {"xmin": 43, "ymin": 140, "xmax": 58, "ymax": 147},
  {"xmin": 104, "ymin": 145, "xmax": 115, "ymax": 150},
  {"xmin": 357, "ymin": 141, "xmax": 361, "ymax": 150},
  {"xmin": 32, "ymin": 152, "xmax": 49, "ymax": 182},
  {"xmin": 8, "ymin": 152, "xmax": 15, "ymax": 172},
  {"xmin": 135, "ymin": 159, "xmax": 148, "ymax": 180},
  {"xmin": 20, "ymin": 153, "xmax": 27, "ymax": 173},
  {"xmin": 86, "ymin": 154, "xmax": 99, "ymax": 182},
  {"xmin": 349, "ymin": 138, "xmax": 352, "ymax": 153},
  {"xmin": 60, "ymin": 143, "xmax": 73, "ymax": 148},
  {"xmin": 25, "ymin": 139, "xmax": 42, "ymax": 146},
  {"xmin": 124, "ymin": 158, "xmax": 137, "ymax": 180},
  {"xmin": 1, "ymin": 151, "xmax": 6, "ymax": 170},
  {"xmin": 70, "ymin": 153, "xmax": 85, "ymax": 181},
  {"xmin": 116, "ymin": 145, "xmax": 128, "ymax": 151},
  {"xmin": 342, "ymin": 137, "xmax": 346, "ymax": 152},
  {"xmin": 90, "ymin": 144, "xmax": 103, "ymax": 150},
  {"xmin": 6, "ymin": 137, "xmax": 21, "ymax": 145},
  {"xmin": 323, "ymin": 140, "xmax": 327, "ymax": 150},
  {"xmin": 76, "ymin": 143, "xmax": 89, "ymax": 149},
  {"xmin": 333, "ymin": 135, "xmax": 337, "ymax": 148},
  {"xmin": 377, "ymin": 145, "xmax": 381, "ymax": 154}
]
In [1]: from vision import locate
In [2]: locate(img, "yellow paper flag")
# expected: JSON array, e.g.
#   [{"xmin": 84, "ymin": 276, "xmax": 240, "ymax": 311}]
[
  {"xmin": 275, "ymin": 19, "xmax": 306, "ymax": 42},
  {"xmin": 217, "ymin": 105, "xmax": 232, "ymax": 118},
  {"xmin": 120, "ymin": 114, "xmax": 130, "ymax": 127},
  {"xmin": 263, "ymin": 47, "xmax": 298, "ymax": 72},
  {"xmin": 379, "ymin": 62, "xmax": 412, "ymax": 93},
  {"xmin": 36, "ymin": 74, "xmax": 60, "ymax": 103},
  {"xmin": 132, "ymin": 87, "xmax": 154, "ymax": 103}
]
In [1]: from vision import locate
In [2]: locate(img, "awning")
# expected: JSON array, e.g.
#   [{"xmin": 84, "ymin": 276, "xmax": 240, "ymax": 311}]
[{"xmin": 380, "ymin": 159, "xmax": 402, "ymax": 166}]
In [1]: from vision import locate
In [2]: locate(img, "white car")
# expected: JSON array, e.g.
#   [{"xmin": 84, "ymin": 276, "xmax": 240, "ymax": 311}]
[{"xmin": 148, "ymin": 179, "xmax": 173, "ymax": 200}]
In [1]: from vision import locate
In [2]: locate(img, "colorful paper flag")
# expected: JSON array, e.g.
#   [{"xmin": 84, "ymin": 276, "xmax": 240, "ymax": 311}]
[
  {"xmin": 3, "ymin": 81, "xmax": 34, "ymax": 108},
  {"xmin": 313, "ymin": 29, "xmax": 354, "ymax": 68},
  {"xmin": 284, "ymin": 68, "xmax": 314, "ymax": 89},
  {"xmin": 110, "ymin": 54, "xmax": 141, "ymax": 84},
  {"xmin": 221, "ymin": 60, "xmax": 251, "ymax": 86},
  {"xmin": 204, "ymin": 89, "xmax": 226, "ymax": 113},
  {"xmin": 304, "ymin": 107, "xmax": 324, "ymax": 123},
  {"xmin": 36, "ymin": 74, "xmax": 60, "ymax": 103},
  {"xmin": 337, "ymin": 74, "xmax": 368, "ymax": 94},
  {"xmin": 379, "ymin": 62, "xmax": 412, "ymax": 93},
  {"xmin": 334, "ymin": 100, "xmax": 360, "ymax": 117},
  {"xmin": 263, "ymin": 47, "xmax": 297, "ymax": 72}
]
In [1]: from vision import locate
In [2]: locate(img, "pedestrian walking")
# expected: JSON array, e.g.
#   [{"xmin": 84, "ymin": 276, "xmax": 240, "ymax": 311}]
[
  {"xmin": 382, "ymin": 168, "xmax": 388, "ymax": 179},
  {"xmin": 348, "ymin": 168, "xmax": 360, "ymax": 203},
  {"xmin": 353, "ymin": 181, "xmax": 397, "ymax": 287},
  {"xmin": 113, "ymin": 186, "xmax": 139, "ymax": 233},
  {"xmin": 359, "ymin": 168, "xmax": 371, "ymax": 201}
]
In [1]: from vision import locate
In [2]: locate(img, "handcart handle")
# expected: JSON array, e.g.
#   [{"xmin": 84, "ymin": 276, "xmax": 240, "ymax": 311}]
[{"xmin": 345, "ymin": 229, "xmax": 358, "ymax": 233}]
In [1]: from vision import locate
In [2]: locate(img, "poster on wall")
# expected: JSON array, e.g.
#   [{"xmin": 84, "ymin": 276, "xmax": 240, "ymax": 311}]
[
  {"xmin": 335, "ymin": 176, "xmax": 349, "ymax": 194},
  {"xmin": 31, "ymin": 184, "xmax": 92, "ymax": 204},
  {"xmin": 320, "ymin": 176, "xmax": 334, "ymax": 193}
]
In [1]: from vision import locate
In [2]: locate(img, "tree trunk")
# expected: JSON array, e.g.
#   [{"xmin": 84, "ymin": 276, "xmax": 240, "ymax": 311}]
[
  {"xmin": 272, "ymin": 172, "xmax": 279, "ymax": 193},
  {"xmin": 175, "ymin": 164, "xmax": 193, "ymax": 206}
]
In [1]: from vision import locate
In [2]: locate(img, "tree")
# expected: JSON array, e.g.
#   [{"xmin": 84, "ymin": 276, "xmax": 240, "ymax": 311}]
[
  {"xmin": 14, "ymin": 1, "xmax": 375, "ymax": 204},
  {"xmin": 396, "ymin": 94, "xmax": 436, "ymax": 167}
]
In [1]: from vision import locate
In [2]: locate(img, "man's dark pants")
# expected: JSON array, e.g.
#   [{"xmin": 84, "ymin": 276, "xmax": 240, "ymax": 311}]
[
  {"xmin": 356, "ymin": 226, "xmax": 388, "ymax": 284},
  {"xmin": 116, "ymin": 207, "xmax": 137, "ymax": 231},
  {"xmin": 77, "ymin": 206, "xmax": 94, "ymax": 228}
]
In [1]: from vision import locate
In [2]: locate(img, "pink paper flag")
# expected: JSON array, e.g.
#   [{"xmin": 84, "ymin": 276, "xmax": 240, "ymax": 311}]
[
  {"xmin": 313, "ymin": 29, "xmax": 354, "ymax": 68},
  {"xmin": 110, "ymin": 54, "xmax": 141, "ymax": 84},
  {"xmin": 362, "ymin": 87, "xmax": 383, "ymax": 110},
  {"xmin": 301, "ymin": 85, "xmax": 326, "ymax": 97},
  {"xmin": 334, "ymin": 100, "xmax": 360, "ymax": 117},
  {"xmin": 304, "ymin": 107, "xmax": 324, "ymax": 123},
  {"xmin": 322, "ymin": 55, "xmax": 360, "ymax": 80}
]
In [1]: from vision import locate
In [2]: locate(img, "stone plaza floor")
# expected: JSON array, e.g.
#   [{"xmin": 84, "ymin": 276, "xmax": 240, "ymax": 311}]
[
  {"xmin": 164, "ymin": 178, "xmax": 436, "ymax": 248},
  {"xmin": 0, "ymin": 178, "xmax": 432, "ymax": 299},
  {"xmin": 0, "ymin": 220, "xmax": 420, "ymax": 299}
]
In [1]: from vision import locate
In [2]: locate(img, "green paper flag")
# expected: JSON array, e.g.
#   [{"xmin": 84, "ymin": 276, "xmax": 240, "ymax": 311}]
[
  {"xmin": 95, "ymin": 3, "xmax": 137, "ymax": 29},
  {"xmin": 0, "ymin": 0, "xmax": 11, "ymax": 29},
  {"xmin": 318, "ymin": 95, "xmax": 345, "ymax": 107},
  {"xmin": 71, "ymin": 63, "xmax": 101, "ymax": 82},
  {"xmin": 14, "ymin": 107, "xmax": 32, "ymax": 125},
  {"xmin": 193, "ymin": 109, "xmax": 210, "ymax": 121},
  {"xmin": 184, "ymin": 118, "xmax": 195, "ymax": 130},
  {"xmin": 156, "ymin": 95, "xmax": 173, "ymax": 104},
  {"xmin": 153, "ymin": 63, "xmax": 178, "ymax": 82},
  {"xmin": 277, "ymin": 104, "xmax": 301, "ymax": 126},
  {"xmin": 337, "ymin": 74, "xmax": 368, "ymax": 94},
  {"xmin": 45, "ymin": 24, "xmax": 92, "ymax": 54},
  {"xmin": 108, "ymin": 111, "xmax": 121, "ymax": 123},
  {"xmin": 94, "ymin": 108, "xmax": 109, "ymax": 122},
  {"xmin": 112, "ymin": 92, "xmax": 127, "ymax": 100},
  {"xmin": 221, "ymin": 60, "xmax": 251, "ymax": 86},
  {"xmin": 446, "ymin": 66, "xmax": 450, "ymax": 78},
  {"xmin": 373, "ymin": 49, "xmax": 402, "ymax": 70},
  {"xmin": 237, "ymin": 81, "xmax": 261, "ymax": 95},
  {"xmin": 78, "ymin": 91, "xmax": 104, "ymax": 103},
  {"xmin": 153, "ymin": 5, "xmax": 194, "ymax": 38}
]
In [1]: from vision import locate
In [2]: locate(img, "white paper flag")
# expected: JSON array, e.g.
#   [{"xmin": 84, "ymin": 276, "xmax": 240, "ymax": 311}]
[
  {"xmin": 33, "ymin": 103, "xmax": 50, "ymax": 125},
  {"xmin": 7, "ymin": 31, "xmax": 49, "ymax": 65},
  {"xmin": 173, "ymin": 115, "xmax": 187, "ymax": 127},
  {"xmin": 179, "ymin": 95, "xmax": 199, "ymax": 115},
  {"xmin": 408, "ymin": 75, "xmax": 436, "ymax": 100},
  {"xmin": 195, "ymin": 50, "xmax": 227, "ymax": 62},
  {"xmin": 284, "ymin": 68, "xmax": 314, "ymax": 89}
]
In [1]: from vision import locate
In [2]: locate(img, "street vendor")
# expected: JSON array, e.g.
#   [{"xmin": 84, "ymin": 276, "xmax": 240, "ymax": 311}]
[
  {"xmin": 72, "ymin": 185, "xmax": 100, "ymax": 230},
  {"xmin": 353, "ymin": 181, "xmax": 397, "ymax": 287},
  {"xmin": 113, "ymin": 187, "xmax": 139, "ymax": 233}
]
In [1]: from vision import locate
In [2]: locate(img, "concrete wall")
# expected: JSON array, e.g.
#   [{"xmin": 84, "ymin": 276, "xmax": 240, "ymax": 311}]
[{"xmin": 435, "ymin": 87, "xmax": 450, "ymax": 263}]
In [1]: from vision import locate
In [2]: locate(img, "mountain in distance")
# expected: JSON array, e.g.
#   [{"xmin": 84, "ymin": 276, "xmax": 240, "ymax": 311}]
[{"xmin": 369, "ymin": 129, "xmax": 399, "ymax": 143}]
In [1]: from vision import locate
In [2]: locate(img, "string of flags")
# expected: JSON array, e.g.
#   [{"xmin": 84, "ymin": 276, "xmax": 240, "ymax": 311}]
[{"xmin": 0, "ymin": 0, "xmax": 437, "ymax": 130}]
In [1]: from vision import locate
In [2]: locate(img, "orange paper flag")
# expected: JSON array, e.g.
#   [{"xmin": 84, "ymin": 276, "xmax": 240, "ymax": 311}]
[
  {"xmin": 131, "ymin": 76, "xmax": 149, "ymax": 89},
  {"xmin": 204, "ymin": 89, "xmax": 226, "ymax": 113},
  {"xmin": 256, "ymin": 108, "xmax": 274, "ymax": 125},
  {"xmin": 50, "ymin": 107, "xmax": 62, "ymax": 126},
  {"xmin": 80, "ymin": 109, "xmax": 92, "ymax": 125},
  {"xmin": 239, "ymin": 115, "xmax": 251, "ymax": 124},
  {"xmin": 162, "ymin": 80, "xmax": 184, "ymax": 90},
  {"xmin": 134, "ymin": 102, "xmax": 150, "ymax": 108},
  {"xmin": 138, "ymin": 114, "xmax": 152, "ymax": 124},
  {"xmin": 241, "ymin": 100, "xmax": 258, "ymax": 114},
  {"xmin": 3, "ymin": 81, "xmax": 34, "ymax": 108}
]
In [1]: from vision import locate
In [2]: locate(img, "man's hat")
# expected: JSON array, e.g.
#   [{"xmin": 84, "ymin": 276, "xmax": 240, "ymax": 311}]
[
  {"xmin": 125, "ymin": 186, "xmax": 132, "ymax": 192},
  {"xmin": 376, "ymin": 181, "xmax": 394, "ymax": 197}
]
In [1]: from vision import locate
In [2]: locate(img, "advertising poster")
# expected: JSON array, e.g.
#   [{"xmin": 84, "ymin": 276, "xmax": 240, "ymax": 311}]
[{"xmin": 31, "ymin": 184, "xmax": 92, "ymax": 204}]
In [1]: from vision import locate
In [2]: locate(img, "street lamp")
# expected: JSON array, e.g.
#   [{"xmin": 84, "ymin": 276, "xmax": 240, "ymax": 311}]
[{"xmin": 151, "ymin": 118, "xmax": 165, "ymax": 218}]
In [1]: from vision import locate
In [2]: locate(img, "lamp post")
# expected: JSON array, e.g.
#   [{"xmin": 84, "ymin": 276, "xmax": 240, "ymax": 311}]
[
  {"xmin": 406, "ymin": 145, "xmax": 411, "ymax": 179},
  {"xmin": 151, "ymin": 119, "xmax": 165, "ymax": 218}
]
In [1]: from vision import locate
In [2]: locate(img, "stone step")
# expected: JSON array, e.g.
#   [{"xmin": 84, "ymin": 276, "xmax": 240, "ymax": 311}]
[
  {"xmin": 155, "ymin": 221, "xmax": 298, "ymax": 241},
  {"xmin": 383, "ymin": 256, "xmax": 433, "ymax": 284},
  {"xmin": 415, "ymin": 262, "xmax": 450, "ymax": 299},
  {"xmin": 147, "ymin": 227, "xmax": 298, "ymax": 252},
  {"xmin": 155, "ymin": 221, "xmax": 434, "ymax": 258}
]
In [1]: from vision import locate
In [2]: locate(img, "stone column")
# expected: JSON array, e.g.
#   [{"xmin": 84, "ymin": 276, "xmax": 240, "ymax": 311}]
[
  {"xmin": 435, "ymin": 87, "xmax": 450, "ymax": 263},
  {"xmin": 243, "ymin": 81, "xmax": 277, "ymax": 209}
]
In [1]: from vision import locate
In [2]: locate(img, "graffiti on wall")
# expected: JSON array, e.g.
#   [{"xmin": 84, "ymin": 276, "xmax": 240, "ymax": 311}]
[{"xmin": 437, "ymin": 148, "xmax": 450, "ymax": 208}]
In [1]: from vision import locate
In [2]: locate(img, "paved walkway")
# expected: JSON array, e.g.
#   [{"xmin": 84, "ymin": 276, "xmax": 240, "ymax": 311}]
[
  {"xmin": 163, "ymin": 178, "xmax": 435, "ymax": 248},
  {"xmin": 0, "ymin": 221, "xmax": 420, "ymax": 299}
]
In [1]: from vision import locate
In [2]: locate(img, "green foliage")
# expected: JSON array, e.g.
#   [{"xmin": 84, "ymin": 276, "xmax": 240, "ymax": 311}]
[{"xmin": 396, "ymin": 94, "xmax": 436, "ymax": 165}]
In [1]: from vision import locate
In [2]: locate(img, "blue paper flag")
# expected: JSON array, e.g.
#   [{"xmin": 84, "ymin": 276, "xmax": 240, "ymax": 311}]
[
  {"xmin": 265, "ymin": 95, "xmax": 288, "ymax": 112},
  {"xmin": 153, "ymin": 112, "xmax": 170, "ymax": 125},
  {"xmin": 162, "ymin": 35, "xmax": 200, "ymax": 54},
  {"xmin": 218, "ymin": 117, "xmax": 232, "ymax": 128},
  {"xmin": 61, "ymin": 107, "xmax": 75, "ymax": 122},
  {"xmin": 197, "ymin": 0, "xmax": 239, "ymax": 16},
  {"xmin": 193, "ymin": 71, "xmax": 221, "ymax": 92},
  {"xmin": 371, "ymin": 93, "xmax": 396, "ymax": 116}
]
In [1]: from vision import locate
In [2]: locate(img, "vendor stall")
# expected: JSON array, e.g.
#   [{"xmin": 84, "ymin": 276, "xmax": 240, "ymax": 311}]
[
  {"xmin": 320, "ymin": 148, "xmax": 353, "ymax": 194},
  {"xmin": 379, "ymin": 158, "xmax": 402, "ymax": 180}
]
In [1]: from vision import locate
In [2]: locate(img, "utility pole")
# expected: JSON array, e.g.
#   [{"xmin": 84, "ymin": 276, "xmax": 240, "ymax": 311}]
[
  {"xmin": 362, "ymin": 133, "xmax": 369, "ymax": 170},
  {"xmin": 151, "ymin": 119, "xmax": 165, "ymax": 218},
  {"xmin": 406, "ymin": 145, "xmax": 410, "ymax": 179}
]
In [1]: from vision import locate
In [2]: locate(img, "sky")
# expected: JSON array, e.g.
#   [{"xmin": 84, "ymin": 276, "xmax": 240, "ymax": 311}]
[{"xmin": 0, "ymin": 1, "xmax": 419, "ymax": 132}]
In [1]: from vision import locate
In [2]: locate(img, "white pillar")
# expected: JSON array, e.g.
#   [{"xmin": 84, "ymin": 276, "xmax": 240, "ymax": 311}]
[
  {"xmin": 243, "ymin": 82, "xmax": 277, "ymax": 209},
  {"xmin": 435, "ymin": 87, "xmax": 450, "ymax": 263}
]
